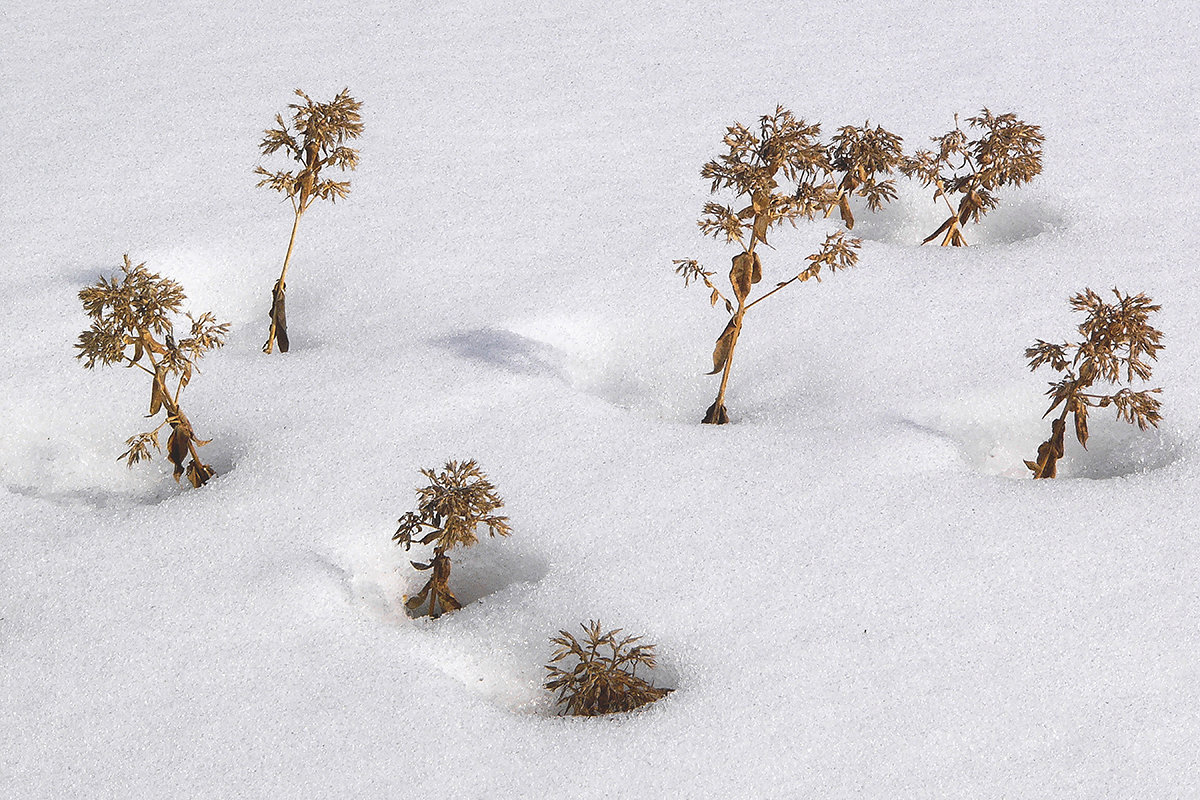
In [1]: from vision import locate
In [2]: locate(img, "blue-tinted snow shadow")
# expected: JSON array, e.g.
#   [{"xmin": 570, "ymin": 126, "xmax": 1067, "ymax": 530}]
[
  {"xmin": 430, "ymin": 328, "xmax": 568, "ymax": 380},
  {"xmin": 852, "ymin": 192, "xmax": 1067, "ymax": 247}
]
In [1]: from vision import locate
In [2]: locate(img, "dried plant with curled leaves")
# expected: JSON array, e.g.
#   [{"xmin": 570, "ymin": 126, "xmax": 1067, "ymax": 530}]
[
  {"xmin": 673, "ymin": 107, "xmax": 862, "ymax": 423},
  {"xmin": 1025, "ymin": 289, "xmax": 1164, "ymax": 479},
  {"xmin": 902, "ymin": 109, "xmax": 1043, "ymax": 246},
  {"xmin": 824, "ymin": 122, "xmax": 905, "ymax": 229},
  {"xmin": 255, "ymin": 88, "xmax": 363, "ymax": 353},
  {"xmin": 76, "ymin": 256, "xmax": 229, "ymax": 487},
  {"xmin": 544, "ymin": 621, "xmax": 671, "ymax": 716},
  {"xmin": 393, "ymin": 460, "xmax": 511, "ymax": 618}
]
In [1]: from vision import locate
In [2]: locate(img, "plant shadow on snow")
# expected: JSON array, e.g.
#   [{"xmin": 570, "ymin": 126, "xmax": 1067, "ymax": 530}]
[
  {"xmin": 906, "ymin": 407, "xmax": 1183, "ymax": 480},
  {"xmin": 851, "ymin": 193, "xmax": 1066, "ymax": 247},
  {"xmin": 0, "ymin": 434, "xmax": 242, "ymax": 509},
  {"xmin": 431, "ymin": 328, "xmax": 567, "ymax": 379}
]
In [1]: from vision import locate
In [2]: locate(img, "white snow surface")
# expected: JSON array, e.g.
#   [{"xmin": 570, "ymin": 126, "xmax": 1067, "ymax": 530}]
[{"xmin": 4, "ymin": 1, "xmax": 1200, "ymax": 797}]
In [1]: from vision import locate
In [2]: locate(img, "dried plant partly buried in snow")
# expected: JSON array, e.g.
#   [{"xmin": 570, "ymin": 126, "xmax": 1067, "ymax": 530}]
[
  {"xmin": 901, "ymin": 109, "xmax": 1043, "ymax": 246},
  {"xmin": 393, "ymin": 460, "xmax": 511, "ymax": 618},
  {"xmin": 1025, "ymin": 289, "xmax": 1164, "ymax": 478},
  {"xmin": 544, "ymin": 620, "xmax": 671, "ymax": 716},
  {"xmin": 76, "ymin": 256, "xmax": 229, "ymax": 488}
]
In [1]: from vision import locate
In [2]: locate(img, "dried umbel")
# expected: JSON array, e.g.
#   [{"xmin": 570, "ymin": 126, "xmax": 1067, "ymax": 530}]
[
  {"xmin": 825, "ymin": 122, "xmax": 905, "ymax": 229},
  {"xmin": 674, "ymin": 108, "xmax": 864, "ymax": 423},
  {"xmin": 393, "ymin": 460, "xmax": 511, "ymax": 618},
  {"xmin": 1025, "ymin": 289, "xmax": 1164, "ymax": 478},
  {"xmin": 902, "ymin": 109, "xmax": 1043, "ymax": 246},
  {"xmin": 255, "ymin": 88, "xmax": 363, "ymax": 353},
  {"xmin": 544, "ymin": 621, "xmax": 671, "ymax": 716},
  {"xmin": 76, "ymin": 256, "xmax": 229, "ymax": 487}
]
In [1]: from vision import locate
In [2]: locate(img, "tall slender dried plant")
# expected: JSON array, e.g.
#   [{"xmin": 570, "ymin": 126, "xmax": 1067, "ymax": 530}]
[
  {"xmin": 76, "ymin": 256, "xmax": 229, "ymax": 487},
  {"xmin": 255, "ymin": 88, "xmax": 363, "ymax": 353},
  {"xmin": 393, "ymin": 460, "xmax": 511, "ymax": 618},
  {"xmin": 1024, "ymin": 289, "xmax": 1164, "ymax": 478},
  {"xmin": 544, "ymin": 621, "xmax": 670, "ymax": 716},
  {"xmin": 673, "ymin": 106, "xmax": 862, "ymax": 424},
  {"xmin": 901, "ymin": 109, "xmax": 1043, "ymax": 246}
]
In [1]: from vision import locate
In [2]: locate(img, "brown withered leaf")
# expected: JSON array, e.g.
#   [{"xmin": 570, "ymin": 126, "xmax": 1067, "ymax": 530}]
[
  {"xmin": 838, "ymin": 194, "xmax": 854, "ymax": 229},
  {"xmin": 167, "ymin": 427, "xmax": 189, "ymax": 481},
  {"xmin": 270, "ymin": 280, "xmax": 289, "ymax": 353},
  {"xmin": 186, "ymin": 460, "xmax": 215, "ymax": 488},
  {"xmin": 750, "ymin": 251, "xmax": 762, "ymax": 284},
  {"xmin": 729, "ymin": 251, "xmax": 755, "ymax": 303},
  {"xmin": 149, "ymin": 369, "xmax": 167, "ymax": 416},
  {"xmin": 1073, "ymin": 400, "xmax": 1089, "ymax": 449},
  {"xmin": 709, "ymin": 316, "xmax": 739, "ymax": 375}
]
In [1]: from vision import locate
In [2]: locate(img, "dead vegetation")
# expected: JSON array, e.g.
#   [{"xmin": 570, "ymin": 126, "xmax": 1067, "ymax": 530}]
[
  {"xmin": 256, "ymin": 88, "xmax": 363, "ymax": 353},
  {"xmin": 544, "ymin": 620, "xmax": 671, "ymax": 716},
  {"xmin": 901, "ymin": 109, "xmax": 1043, "ymax": 246},
  {"xmin": 76, "ymin": 256, "xmax": 229, "ymax": 487},
  {"xmin": 393, "ymin": 460, "xmax": 511, "ymax": 617},
  {"xmin": 1025, "ymin": 289, "xmax": 1164, "ymax": 478},
  {"xmin": 674, "ymin": 106, "xmax": 869, "ymax": 424}
]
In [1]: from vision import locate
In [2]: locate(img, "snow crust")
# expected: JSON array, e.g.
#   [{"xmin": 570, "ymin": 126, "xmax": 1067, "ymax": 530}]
[{"xmin": 4, "ymin": 1, "xmax": 1200, "ymax": 796}]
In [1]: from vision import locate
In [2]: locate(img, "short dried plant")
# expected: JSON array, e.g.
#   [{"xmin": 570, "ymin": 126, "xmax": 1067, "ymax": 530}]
[
  {"xmin": 901, "ymin": 109, "xmax": 1043, "ymax": 246},
  {"xmin": 393, "ymin": 460, "xmax": 511, "ymax": 618},
  {"xmin": 76, "ymin": 256, "xmax": 229, "ymax": 487},
  {"xmin": 544, "ymin": 621, "xmax": 671, "ymax": 716},
  {"xmin": 1025, "ymin": 289, "xmax": 1164, "ymax": 478},
  {"xmin": 255, "ymin": 88, "xmax": 363, "ymax": 353},
  {"xmin": 673, "ymin": 106, "xmax": 864, "ymax": 424}
]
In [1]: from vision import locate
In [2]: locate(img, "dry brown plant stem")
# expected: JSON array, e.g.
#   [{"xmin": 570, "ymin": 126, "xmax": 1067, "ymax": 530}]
[{"xmin": 256, "ymin": 88, "xmax": 363, "ymax": 354}]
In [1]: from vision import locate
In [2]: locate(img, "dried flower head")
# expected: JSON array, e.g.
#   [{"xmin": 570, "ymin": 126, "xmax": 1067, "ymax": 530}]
[{"xmin": 544, "ymin": 621, "xmax": 671, "ymax": 716}]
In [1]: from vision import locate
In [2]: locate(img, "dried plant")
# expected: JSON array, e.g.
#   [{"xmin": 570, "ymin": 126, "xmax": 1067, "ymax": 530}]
[
  {"xmin": 255, "ymin": 88, "xmax": 363, "ymax": 353},
  {"xmin": 393, "ymin": 460, "xmax": 511, "ymax": 618},
  {"xmin": 674, "ymin": 107, "xmax": 863, "ymax": 424},
  {"xmin": 901, "ymin": 109, "xmax": 1043, "ymax": 246},
  {"xmin": 1024, "ymin": 289, "xmax": 1164, "ymax": 478},
  {"xmin": 825, "ymin": 122, "xmax": 905, "ymax": 229},
  {"xmin": 544, "ymin": 620, "xmax": 671, "ymax": 716},
  {"xmin": 76, "ymin": 255, "xmax": 229, "ymax": 487}
]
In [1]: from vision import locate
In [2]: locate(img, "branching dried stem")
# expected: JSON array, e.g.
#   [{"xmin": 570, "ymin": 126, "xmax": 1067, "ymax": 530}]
[
  {"xmin": 901, "ymin": 109, "xmax": 1043, "ymax": 246},
  {"xmin": 393, "ymin": 460, "xmax": 511, "ymax": 618},
  {"xmin": 544, "ymin": 620, "xmax": 671, "ymax": 716},
  {"xmin": 256, "ymin": 88, "xmax": 363, "ymax": 353},
  {"xmin": 76, "ymin": 255, "xmax": 228, "ymax": 487},
  {"xmin": 1024, "ymin": 289, "xmax": 1164, "ymax": 478},
  {"xmin": 674, "ymin": 107, "xmax": 869, "ymax": 424}
]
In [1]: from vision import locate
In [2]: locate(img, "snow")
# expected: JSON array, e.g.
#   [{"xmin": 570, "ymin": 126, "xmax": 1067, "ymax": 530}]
[{"xmin": 4, "ymin": 1, "xmax": 1200, "ymax": 796}]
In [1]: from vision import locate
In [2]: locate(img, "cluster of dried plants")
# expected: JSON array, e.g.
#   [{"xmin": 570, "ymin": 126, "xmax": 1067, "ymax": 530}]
[
  {"xmin": 393, "ymin": 459, "xmax": 511, "ymax": 617},
  {"xmin": 901, "ymin": 109, "xmax": 1043, "ymax": 246},
  {"xmin": 76, "ymin": 256, "xmax": 229, "ymax": 487},
  {"xmin": 674, "ymin": 107, "xmax": 870, "ymax": 424},
  {"xmin": 544, "ymin": 620, "xmax": 670, "ymax": 716},
  {"xmin": 256, "ymin": 88, "xmax": 363, "ymax": 353},
  {"xmin": 1024, "ymin": 289, "xmax": 1164, "ymax": 478}
]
